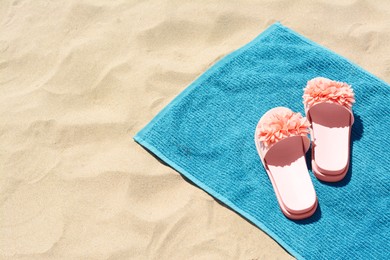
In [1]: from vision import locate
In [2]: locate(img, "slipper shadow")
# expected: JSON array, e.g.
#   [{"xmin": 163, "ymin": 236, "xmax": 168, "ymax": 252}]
[{"xmin": 292, "ymin": 203, "xmax": 322, "ymax": 224}]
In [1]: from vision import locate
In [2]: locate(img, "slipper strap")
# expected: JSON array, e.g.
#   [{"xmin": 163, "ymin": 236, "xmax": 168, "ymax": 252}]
[
  {"xmin": 305, "ymin": 102, "xmax": 354, "ymax": 126},
  {"xmin": 258, "ymin": 135, "xmax": 310, "ymax": 166}
]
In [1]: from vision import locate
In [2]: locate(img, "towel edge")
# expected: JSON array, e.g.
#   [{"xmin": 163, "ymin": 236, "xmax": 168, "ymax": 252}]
[{"xmin": 133, "ymin": 134, "xmax": 304, "ymax": 260}]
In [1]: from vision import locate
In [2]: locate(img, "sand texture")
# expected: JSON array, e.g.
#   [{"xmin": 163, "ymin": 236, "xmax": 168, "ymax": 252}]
[{"xmin": 1, "ymin": 0, "xmax": 389, "ymax": 259}]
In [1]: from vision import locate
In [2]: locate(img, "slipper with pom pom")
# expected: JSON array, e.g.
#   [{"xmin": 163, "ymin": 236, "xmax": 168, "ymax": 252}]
[
  {"xmin": 254, "ymin": 107, "xmax": 318, "ymax": 220},
  {"xmin": 303, "ymin": 77, "xmax": 355, "ymax": 182}
]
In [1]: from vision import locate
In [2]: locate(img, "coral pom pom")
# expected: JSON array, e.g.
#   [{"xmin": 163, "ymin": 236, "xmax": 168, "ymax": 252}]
[
  {"xmin": 303, "ymin": 77, "xmax": 355, "ymax": 109},
  {"xmin": 258, "ymin": 110, "xmax": 310, "ymax": 147}
]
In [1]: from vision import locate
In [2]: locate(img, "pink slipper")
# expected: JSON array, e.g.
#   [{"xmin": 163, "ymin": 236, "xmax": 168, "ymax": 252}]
[
  {"xmin": 254, "ymin": 107, "xmax": 318, "ymax": 220},
  {"xmin": 303, "ymin": 77, "xmax": 355, "ymax": 182}
]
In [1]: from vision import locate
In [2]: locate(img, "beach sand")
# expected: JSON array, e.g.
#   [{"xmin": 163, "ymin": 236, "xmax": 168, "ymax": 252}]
[{"xmin": 1, "ymin": 0, "xmax": 389, "ymax": 259}]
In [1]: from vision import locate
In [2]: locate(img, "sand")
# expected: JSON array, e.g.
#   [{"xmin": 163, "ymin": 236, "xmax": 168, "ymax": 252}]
[{"xmin": 0, "ymin": 0, "xmax": 389, "ymax": 259}]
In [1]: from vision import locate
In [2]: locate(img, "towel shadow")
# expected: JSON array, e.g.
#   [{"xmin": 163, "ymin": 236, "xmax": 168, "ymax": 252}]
[
  {"xmin": 136, "ymin": 142, "xmax": 171, "ymax": 166},
  {"xmin": 306, "ymin": 113, "xmax": 364, "ymax": 187},
  {"xmin": 136, "ymin": 144, "xmax": 273, "ymax": 230}
]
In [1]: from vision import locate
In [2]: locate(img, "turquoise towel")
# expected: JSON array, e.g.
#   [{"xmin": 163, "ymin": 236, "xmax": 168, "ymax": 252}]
[{"xmin": 134, "ymin": 23, "xmax": 390, "ymax": 259}]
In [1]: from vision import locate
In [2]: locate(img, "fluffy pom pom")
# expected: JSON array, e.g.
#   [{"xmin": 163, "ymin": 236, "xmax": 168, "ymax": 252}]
[
  {"xmin": 258, "ymin": 110, "xmax": 310, "ymax": 147},
  {"xmin": 303, "ymin": 77, "xmax": 355, "ymax": 109}
]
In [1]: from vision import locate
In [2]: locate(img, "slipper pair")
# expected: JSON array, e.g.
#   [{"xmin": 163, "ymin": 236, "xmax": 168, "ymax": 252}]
[{"xmin": 254, "ymin": 77, "xmax": 355, "ymax": 220}]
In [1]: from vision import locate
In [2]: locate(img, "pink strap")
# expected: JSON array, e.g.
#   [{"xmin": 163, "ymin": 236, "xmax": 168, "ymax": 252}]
[
  {"xmin": 306, "ymin": 102, "xmax": 354, "ymax": 126},
  {"xmin": 258, "ymin": 135, "xmax": 310, "ymax": 165}
]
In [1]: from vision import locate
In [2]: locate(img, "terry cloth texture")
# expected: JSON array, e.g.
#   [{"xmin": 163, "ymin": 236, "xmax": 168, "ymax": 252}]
[{"xmin": 134, "ymin": 23, "xmax": 390, "ymax": 259}]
